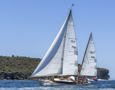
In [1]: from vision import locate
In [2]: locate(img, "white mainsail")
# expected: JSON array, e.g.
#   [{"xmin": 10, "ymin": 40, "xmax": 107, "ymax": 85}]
[
  {"xmin": 62, "ymin": 12, "xmax": 78, "ymax": 75},
  {"xmin": 31, "ymin": 10, "xmax": 78, "ymax": 77},
  {"xmin": 80, "ymin": 33, "xmax": 97, "ymax": 77}
]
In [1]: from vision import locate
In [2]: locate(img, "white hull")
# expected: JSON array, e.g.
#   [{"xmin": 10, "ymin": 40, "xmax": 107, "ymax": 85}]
[
  {"xmin": 39, "ymin": 79, "xmax": 91, "ymax": 85},
  {"xmin": 53, "ymin": 78, "xmax": 76, "ymax": 84}
]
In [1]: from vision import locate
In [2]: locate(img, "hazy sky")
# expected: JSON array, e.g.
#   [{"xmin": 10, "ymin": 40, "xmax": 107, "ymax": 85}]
[{"xmin": 0, "ymin": 0, "xmax": 115, "ymax": 79}]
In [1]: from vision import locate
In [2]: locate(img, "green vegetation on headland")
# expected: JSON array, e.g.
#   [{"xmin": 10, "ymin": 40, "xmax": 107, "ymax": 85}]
[
  {"xmin": 0, "ymin": 56, "xmax": 110, "ymax": 80},
  {"xmin": 0, "ymin": 56, "xmax": 40, "ymax": 80}
]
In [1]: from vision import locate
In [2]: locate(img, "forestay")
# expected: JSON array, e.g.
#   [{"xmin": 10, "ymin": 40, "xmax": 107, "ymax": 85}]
[
  {"xmin": 31, "ymin": 10, "xmax": 78, "ymax": 77},
  {"xmin": 80, "ymin": 33, "xmax": 97, "ymax": 77}
]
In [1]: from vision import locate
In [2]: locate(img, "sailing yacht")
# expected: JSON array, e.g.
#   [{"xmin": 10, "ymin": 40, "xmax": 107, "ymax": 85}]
[
  {"xmin": 31, "ymin": 10, "xmax": 78, "ymax": 84},
  {"xmin": 31, "ymin": 10, "xmax": 97, "ymax": 84}
]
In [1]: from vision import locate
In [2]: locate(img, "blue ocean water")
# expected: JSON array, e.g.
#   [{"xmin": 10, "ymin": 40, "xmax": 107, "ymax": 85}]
[{"xmin": 0, "ymin": 80, "xmax": 114, "ymax": 90}]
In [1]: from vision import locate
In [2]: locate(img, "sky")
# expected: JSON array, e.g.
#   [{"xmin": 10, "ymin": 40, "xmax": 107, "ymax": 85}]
[{"xmin": 0, "ymin": 0, "xmax": 115, "ymax": 79}]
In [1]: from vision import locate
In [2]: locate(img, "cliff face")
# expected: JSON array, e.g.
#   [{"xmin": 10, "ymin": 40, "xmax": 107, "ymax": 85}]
[
  {"xmin": 0, "ymin": 56, "xmax": 110, "ymax": 80},
  {"xmin": 97, "ymin": 68, "xmax": 110, "ymax": 80}
]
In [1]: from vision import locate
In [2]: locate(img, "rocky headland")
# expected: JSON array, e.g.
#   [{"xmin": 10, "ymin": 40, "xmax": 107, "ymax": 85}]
[{"xmin": 0, "ymin": 56, "xmax": 110, "ymax": 80}]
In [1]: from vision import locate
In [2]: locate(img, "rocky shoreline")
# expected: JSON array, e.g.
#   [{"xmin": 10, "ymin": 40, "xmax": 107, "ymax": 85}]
[
  {"xmin": 0, "ymin": 68, "xmax": 110, "ymax": 80},
  {"xmin": 0, "ymin": 72, "xmax": 30, "ymax": 80},
  {"xmin": 0, "ymin": 56, "xmax": 110, "ymax": 80}
]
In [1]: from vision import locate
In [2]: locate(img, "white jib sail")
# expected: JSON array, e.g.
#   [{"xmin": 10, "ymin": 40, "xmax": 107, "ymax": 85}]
[
  {"xmin": 62, "ymin": 11, "xmax": 78, "ymax": 75},
  {"xmin": 80, "ymin": 33, "xmax": 97, "ymax": 77},
  {"xmin": 31, "ymin": 10, "xmax": 78, "ymax": 77}
]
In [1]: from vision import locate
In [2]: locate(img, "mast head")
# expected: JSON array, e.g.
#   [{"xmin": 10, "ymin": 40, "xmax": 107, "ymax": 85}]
[
  {"xmin": 90, "ymin": 32, "xmax": 92, "ymax": 36},
  {"xmin": 69, "ymin": 9, "xmax": 72, "ymax": 16},
  {"xmin": 90, "ymin": 32, "xmax": 93, "ymax": 40},
  {"xmin": 69, "ymin": 3, "xmax": 74, "ymax": 17}
]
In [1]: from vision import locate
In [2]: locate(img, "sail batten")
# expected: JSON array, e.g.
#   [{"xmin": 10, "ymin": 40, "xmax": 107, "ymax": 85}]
[
  {"xmin": 31, "ymin": 10, "xmax": 78, "ymax": 77},
  {"xmin": 80, "ymin": 33, "xmax": 97, "ymax": 77}
]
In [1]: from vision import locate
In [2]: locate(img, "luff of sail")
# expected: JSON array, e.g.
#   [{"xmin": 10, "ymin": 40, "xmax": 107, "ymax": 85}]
[
  {"xmin": 80, "ymin": 33, "xmax": 97, "ymax": 77},
  {"xmin": 31, "ymin": 10, "xmax": 78, "ymax": 77}
]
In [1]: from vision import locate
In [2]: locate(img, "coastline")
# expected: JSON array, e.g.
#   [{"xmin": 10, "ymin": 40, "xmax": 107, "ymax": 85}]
[{"xmin": 0, "ymin": 56, "xmax": 110, "ymax": 80}]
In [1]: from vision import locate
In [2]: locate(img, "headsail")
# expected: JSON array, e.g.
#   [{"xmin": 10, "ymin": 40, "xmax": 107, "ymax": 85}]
[
  {"xmin": 62, "ymin": 11, "xmax": 78, "ymax": 75},
  {"xmin": 80, "ymin": 33, "xmax": 97, "ymax": 77},
  {"xmin": 31, "ymin": 10, "xmax": 78, "ymax": 77}
]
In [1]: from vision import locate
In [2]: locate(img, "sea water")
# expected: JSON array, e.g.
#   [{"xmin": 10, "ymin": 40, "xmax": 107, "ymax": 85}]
[{"xmin": 0, "ymin": 80, "xmax": 115, "ymax": 90}]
